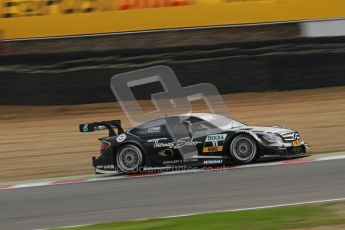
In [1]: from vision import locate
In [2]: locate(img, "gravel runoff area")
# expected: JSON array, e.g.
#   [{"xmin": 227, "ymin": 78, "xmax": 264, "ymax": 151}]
[{"xmin": 0, "ymin": 86, "xmax": 344, "ymax": 182}]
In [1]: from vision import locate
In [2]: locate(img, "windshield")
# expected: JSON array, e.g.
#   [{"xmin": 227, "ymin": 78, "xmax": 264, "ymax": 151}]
[{"xmin": 198, "ymin": 114, "xmax": 246, "ymax": 130}]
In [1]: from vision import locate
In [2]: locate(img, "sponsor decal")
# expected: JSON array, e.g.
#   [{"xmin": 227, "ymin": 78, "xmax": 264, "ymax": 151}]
[
  {"xmin": 163, "ymin": 158, "xmax": 198, "ymax": 165},
  {"xmin": 203, "ymin": 146, "xmax": 223, "ymax": 153},
  {"xmin": 148, "ymin": 126, "xmax": 161, "ymax": 133},
  {"xmin": 206, "ymin": 134, "xmax": 227, "ymax": 142},
  {"xmin": 116, "ymin": 134, "xmax": 126, "ymax": 142},
  {"xmin": 148, "ymin": 137, "xmax": 201, "ymax": 149},
  {"xmin": 147, "ymin": 138, "xmax": 175, "ymax": 148},
  {"xmin": 203, "ymin": 134, "xmax": 227, "ymax": 153},
  {"xmin": 96, "ymin": 165, "xmax": 115, "ymax": 169},
  {"xmin": 203, "ymin": 159, "xmax": 223, "ymax": 165},
  {"xmin": 103, "ymin": 165, "xmax": 115, "ymax": 169},
  {"xmin": 174, "ymin": 137, "xmax": 201, "ymax": 148}
]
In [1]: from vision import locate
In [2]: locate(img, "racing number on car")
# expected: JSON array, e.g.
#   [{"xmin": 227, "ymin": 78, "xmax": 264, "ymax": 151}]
[{"xmin": 202, "ymin": 134, "xmax": 227, "ymax": 153}]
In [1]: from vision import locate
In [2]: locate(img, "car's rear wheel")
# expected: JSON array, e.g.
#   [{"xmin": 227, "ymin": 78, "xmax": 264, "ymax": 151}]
[
  {"xmin": 116, "ymin": 144, "xmax": 143, "ymax": 173},
  {"xmin": 230, "ymin": 134, "xmax": 258, "ymax": 164}
]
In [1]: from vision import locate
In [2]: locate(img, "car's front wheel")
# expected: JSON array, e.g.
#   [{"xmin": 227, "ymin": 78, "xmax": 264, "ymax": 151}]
[
  {"xmin": 230, "ymin": 134, "xmax": 258, "ymax": 164},
  {"xmin": 116, "ymin": 144, "xmax": 144, "ymax": 173}
]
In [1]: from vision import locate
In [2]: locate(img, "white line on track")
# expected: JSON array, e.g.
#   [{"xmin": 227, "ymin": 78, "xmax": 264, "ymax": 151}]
[
  {"xmin": 35, "ymin": 197, "xmax": 345, "ymax": 230},
  {"xmin": 156, "ymin": 197, "xmax": 345, "ymax": 219}
]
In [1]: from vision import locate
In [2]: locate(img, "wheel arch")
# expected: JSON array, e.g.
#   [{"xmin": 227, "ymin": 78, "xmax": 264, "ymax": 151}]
[
  {"xmin": 228, "ymin": 130, "xmax": 260, "ymax": 143},
  {"xmin": 225, "ymin": 131, "xmax": 261, "ymax": 156},
  {"xmin": 113, "ymin": 140, "xmax": 146, "ymax": 164}
]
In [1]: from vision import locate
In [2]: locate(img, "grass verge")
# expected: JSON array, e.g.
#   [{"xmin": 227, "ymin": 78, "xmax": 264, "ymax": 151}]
[{"xmin": 54, "ymin": 201, "xmax": 345, "ymax": 230}]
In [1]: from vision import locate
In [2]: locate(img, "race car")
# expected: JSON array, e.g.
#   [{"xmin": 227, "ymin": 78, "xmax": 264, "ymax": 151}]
[{"xmin": 79, "ymin": 113, "xmax": 308, "ymax": 174}]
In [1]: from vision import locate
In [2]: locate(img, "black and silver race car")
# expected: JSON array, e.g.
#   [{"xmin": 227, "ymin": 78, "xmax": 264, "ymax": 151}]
[{"xmin": 80, "ymin": 113, "xmax": 307, "ymax": 174}]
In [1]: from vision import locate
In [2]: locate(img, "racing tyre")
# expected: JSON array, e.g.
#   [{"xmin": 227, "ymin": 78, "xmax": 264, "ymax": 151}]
[
  {"xmin": 230, "ymin": 134, "xmax": 258, "ymax": 164},
  {"xmin": 116, "ymin": 144, "xmax": 144, "ymax": 173}
]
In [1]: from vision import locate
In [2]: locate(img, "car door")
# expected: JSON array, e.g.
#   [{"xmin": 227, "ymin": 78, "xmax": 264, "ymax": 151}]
[{"xmin": 188, "ymin": 117, "xmax": 227, "ymax": 158}]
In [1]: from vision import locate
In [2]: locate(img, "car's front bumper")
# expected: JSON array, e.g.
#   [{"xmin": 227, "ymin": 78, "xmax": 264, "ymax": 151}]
[{"xmin": 259, "ymin": 144, "xmax": 307, "ymax": 158}]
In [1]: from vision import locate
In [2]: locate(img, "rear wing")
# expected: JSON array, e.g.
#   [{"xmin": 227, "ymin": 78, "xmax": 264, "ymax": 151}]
[{"xmin": 79, "ymin": 120, "xmax": 124, "ymax": 137}]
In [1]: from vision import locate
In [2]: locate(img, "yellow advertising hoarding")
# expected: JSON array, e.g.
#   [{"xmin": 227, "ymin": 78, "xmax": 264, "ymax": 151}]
[{"xmin": 1, "ymin": 0, "xmax": 345, "ymax": 40}]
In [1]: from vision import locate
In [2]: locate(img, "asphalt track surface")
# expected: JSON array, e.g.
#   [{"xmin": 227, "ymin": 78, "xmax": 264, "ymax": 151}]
[{"xmin": 1, "ymin": 159, "xmax": 345, "ymax": 230}]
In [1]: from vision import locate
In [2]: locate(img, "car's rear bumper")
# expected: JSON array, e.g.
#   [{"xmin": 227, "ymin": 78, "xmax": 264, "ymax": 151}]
[{"xmin": 92, "ymin": 155, "xmax": 116, "ymax": 172}]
